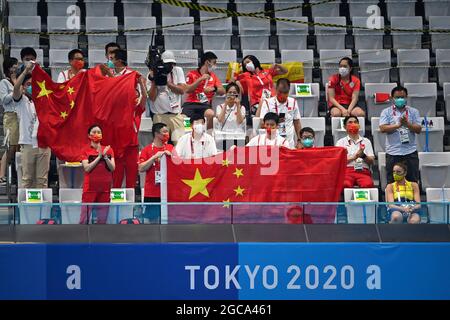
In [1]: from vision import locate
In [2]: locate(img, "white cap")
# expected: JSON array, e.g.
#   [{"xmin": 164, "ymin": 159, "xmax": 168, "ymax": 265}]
[{"xmin": 161, "ymin": 51, "xmax": 176, "ymax": 63}]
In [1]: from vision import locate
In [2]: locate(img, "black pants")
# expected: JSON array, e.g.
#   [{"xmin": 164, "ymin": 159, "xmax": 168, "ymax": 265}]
[
  {"xmin": 181, "ymin": 102, "xmax": 211, "ymax": 118},
  {"xmin": 386, "ymin": 151, "xmax": 420, "ymax": 184}
]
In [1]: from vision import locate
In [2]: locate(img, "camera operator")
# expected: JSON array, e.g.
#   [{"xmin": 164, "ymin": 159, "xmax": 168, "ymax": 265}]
[
  {"xmin": 183, "ymin": 51, "xmax": 225, "ymax": 130},
  {"xmin": 146, "ymin": 51, "xmax": 187, "ymax": 145}
]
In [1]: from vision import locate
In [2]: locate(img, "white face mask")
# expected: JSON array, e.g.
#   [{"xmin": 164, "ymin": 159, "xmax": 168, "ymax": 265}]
[
  {"xmin": 193, "ymin": 123, "xmax": 204, "ymax": 135},
  {"xmin": 207, "ymin": 63, "xmax": 216, "ymax": 73},
  {"xmin": 339, "ymin": 67, "xmax": 349, "ymax": 77},
  {"xmin": 245, "ymin": 62, "xmax": 255, "ymax": 72}
]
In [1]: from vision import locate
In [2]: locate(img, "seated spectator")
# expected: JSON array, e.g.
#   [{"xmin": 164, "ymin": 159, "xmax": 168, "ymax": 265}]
[
  {"xmin": 175, "ymin": 114, "xmax": 217, "ymax": 159},
  {"xmin": 80, "ymin": 125, "xmax": 115, "ymax": 224},
  {"xmin": 57, "ymin": 49, "xmax": 86, "ymax": 83},
  {"xmin": 247, "ymin": 112, "xmax": 290, "ymax": 148},
  {"xmin": 257, "ymin": 78, "xmax": 301, "ymax": 148},
  {"xmin": 183, "ymin": 52, "xmax": 225, "ymax": 130},
  {"xmin": 138, "ymin": 123, "xmax": 173, "ymax": 223},
  {"xmin": 13, "ymin": 61, "xmax": 51, "ymax": 188},
  {"xmin": 336, "ymin": 116, "xmax": 375, "ymax": 188},
  {"xmin": 327, "ymin": 57, "xmax": 365, "ymax": 117},
  {"xmin": 298, "ymin": 127, "xmax": 316, "ymax": 149},
  {"xmin": 385, "ymin": 162, "xmax": 421, "ymax": 224},
  {"xmin": 215, "ymin": 83, "xmax": 246, "ymax": 132},
  {"xmin": 237, "ymin": 55, "xmax": 287, "ymax": 115}
]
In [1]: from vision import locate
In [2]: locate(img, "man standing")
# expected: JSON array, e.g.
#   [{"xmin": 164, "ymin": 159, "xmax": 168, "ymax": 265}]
[
  {"xmin": 379, "ymin": 85, "xmax": 422, "ymax": 184},
  {"xmin": 57, "ymin": 49, "xmax": 86, "ymax": 83},
  {"xmin": 147, "ymin": 51, "xmax": 187, "ymax": 145}
]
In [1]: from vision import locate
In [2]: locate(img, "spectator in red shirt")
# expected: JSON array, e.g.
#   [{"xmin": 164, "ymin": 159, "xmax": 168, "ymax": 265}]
[
  {"xmin": 327, "ymin": 57, "xmax": 365, "ymax": 118},
  {"xmin": 237, "ymin": 55, "xmax": 287, "ymax": 115},
  {"xmin": 183, "ymin": 51, "xmax": 225, "ymax": 130},
  {"xmin": 138, "ymin": 123, "xmax": 174, "ymax": 223},
  {"xmin": 80, "ymin": 125, "xmax": 115, "ymax": 224}
]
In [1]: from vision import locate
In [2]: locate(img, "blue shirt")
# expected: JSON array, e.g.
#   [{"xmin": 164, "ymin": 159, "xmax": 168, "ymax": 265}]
[{"xmin": 379, "ymin": 105, "xmax": 421, "ymax": 156}]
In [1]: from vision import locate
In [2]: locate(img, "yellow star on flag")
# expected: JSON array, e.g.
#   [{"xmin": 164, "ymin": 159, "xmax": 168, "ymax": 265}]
[
  {"xmin": 182, "ymin": 168, "xmax": 215, "ymax": 200},
  {"xmin": 222, "ymin": 159, "xmax": 230, "ymax": 167},
  {"xmin": 60, "ymin": 111, "xmax": 68, "ymax": 120},
  {"xmin": 36, "ymin": 80, "xmax": 53, "ymax": 99},
  {"xmin": 234, "ymin": 185, "xmax": 245, "ymax": 197},
  {"xmin": 67, "ymin": 86, "xmax": 75, "ymax": 95},
  {"xmin": 233, "ymin": 168, "xmax": 244, "ymax": 178},
  {"xmin": 70, "ymin": 100, "xmax": 75, "ymax": 109},
  {"xmin": 223, "ymin": 198, "xmax": 231, "ymax": 208}
]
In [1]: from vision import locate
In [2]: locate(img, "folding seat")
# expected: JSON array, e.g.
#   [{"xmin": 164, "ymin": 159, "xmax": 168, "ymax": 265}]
[
  {"xmin": 242, "ymin": 49, "xmax": 275, "ymax": 64},
  {"xmin": 8, "ymin": 0, "xmax": 38, "ymax": 15},
  {"xmin": 352, "ymin": 16, "xmax": 384, "ymax": 50},
  {"xmin": 415, "ymin": 117, "xmax": 444, "ymax": 152},
  {"xmin": 370, "ymin": 117, "xmax": 386, "ymax": 154},
  {"xmin": 139, "ymin": 116, "xmax": 154, "ymax": 148},
  {"xmin": 57, "ymin": 159, "xmax": 85, "ymax": 189},
  {"xmin": 419, "ymin": 152, "xmax": 450, "ymax": 191},
  {"xmin": 123, "ymin": 0, "xmax": 153, "ymax": 17},
  {"xmin": 344, "ymin": 188, "xmax": 379, "ymax": 223},
  {"xmin": 46, "ymin": 0, "xmax": 77, "ymax": 16},
  {"xmin": 385, "ymin": 0, "xmax": 416, "ymax": 20},
  {"xmin": 107, "ymin": 189, "xmax": 135, "ymax": 224},
  {"xmin": 281, "ymin": 49, "xmax": 314, "ymax": 83},
  {"xmin": 314, "ymin": 16, "xmax": 347, "ymax": 51},
  {"xmin": 348, "ymin": 0, "xmax": 379, "ymax": 17},
  {"xmin": 238, "ymin": 17, "xmax": 270, "ymax": 50},
  {"xmin": 444, "ymin": 82, "xmax": 450, "ymax": 122},
  {"xmin": 161, "ymin": 0, "xmax": 190, "ymax": 16},
  {"xmin": 8, "ymin": 16, "xmax": 40, "ymax": 48},
  {"xmin": 59, "ymin": 188, "xmax": 83, "ymax": 224},
  {"xmin": 436, "ymin": 49, "xmax": 450, "ymax": 87},
  {"xmin": 397, "ymin": 49, "xmax": 429, "ymax": 85},
  {"xmin": 298, "ymin": 117, "xmax": 325, "ymax": 146},
  {"xmin": 358, "ymin": 49, "xmax": 391, "ymax": 85},
  {"xmin": 198, "ymin": 0, "xmax": 228, "ymax": 18},
  {"xmin": 365, "ymin": 83, "xmax": 397, "ymax": 120},
  {"xmin": 235, "ymin": 0, "xmax": 266, "ymax": 14},
  {"xmin": 201, "ymin": 17, "xmax": 232, "ymax": 50},
  {"xmin": 17, "ymin": 188, "xmax": 53, "ymax": 224},
  {"xmin": 310, "ymin": 0, "xmax": 340, "ymax": 17},
  {"xmin": 47, "ymin": 16, "xmax": 79, "ymax": 49},
  {"xmin": 273, "ymin": 0, "xmax": 303, "ymax": 17},
  {"xmin": 86, "ymin": 17, "xmax": 118, "ymax": 50},
  {"xmin": 204, "ymin": 49, "xmax": 236, "ymax": 83},
  {"xmin": 85, "ymin": 0, "xmax": 115, "ymax": 16},
  {"xmin": 424, "ymin": 0, "xmax": 450, "ymax": 20},
  {"xmin": 166, "ymin": 49, "xmax": 199, "ymax": 75},
  {"xmin": 162, "ymin": 17, "xmax": 194, "ymax": 50},
  {"xmin": 127, "ymin": 50, "xmax": 149, "ymax": 77},
  {"xmin": 426, "ymin": 188, "xmax": 450, "ymax": 224},
  {"xmin": 320, "ymin": 49, "xmax": 352, "ymax": 87},
  {"xmin": 276, "ymin": 17, "xmax": 308, "ymax": 51},
  {"xmin": 404, "ymin": 82, "xmax": 437, "ymax": 117},
  {"xmin": 429, "ymin": 16, "xmax": 450, "ymax": 53},
  {"xmin": 390, "ymin": 16, "xmax": 423, "ymax": 52},
  {"xmin": 289, "ymin": 83, "xmax": 320, "ymax": 117},
  {"xmin": 331, "ymin": 116, "xmax": 365, "ymax": 144},
  {"xmin": 88, "ymin": 49, "xmax": 107, "ymax": 67},
  {"xmin": 124, "ymin": 17, "xmax": 156, "ymax": 51}
]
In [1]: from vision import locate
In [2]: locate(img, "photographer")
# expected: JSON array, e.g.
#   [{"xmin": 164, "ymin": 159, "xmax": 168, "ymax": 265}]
[
  {"xmin": 146, "ymin": 51, "xmax": 187, "ymax": 145},
  {"xmin": 183, "ymin": 51, "xmax": 225, "ymax": 130}
]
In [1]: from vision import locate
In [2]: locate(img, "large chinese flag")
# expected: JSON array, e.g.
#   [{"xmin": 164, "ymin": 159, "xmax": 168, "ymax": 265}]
[
  {"xmin": 167, "ymin": 146, "xmax": 347, "ymax": 224},
  {"xmin": 32, "ymin": 65, "xmax": 141, "ymax": 161}
]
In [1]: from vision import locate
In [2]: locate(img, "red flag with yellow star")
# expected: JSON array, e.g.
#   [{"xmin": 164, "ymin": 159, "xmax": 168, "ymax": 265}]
[
  {"xmin": 166, "ymin": 146, "xmax": 347, "ymax": 224},
  {"xmin": 32, "ymin": 65, "xmax": 141, "ymax": 161}
]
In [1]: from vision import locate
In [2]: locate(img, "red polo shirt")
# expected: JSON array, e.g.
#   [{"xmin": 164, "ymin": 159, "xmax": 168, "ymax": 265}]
[
  {"xmin": 328, "ymin": 74, "xmax": 361, "ymax": 107},
  {"xmin": 81, "ymin": 145, "xmax": 114, "ymax": 193},
  {"xmin": 139, "ymin": 143, "xmax": 174, "ymax": 198},
  {"xmin": 185, "ymin": 70, "xmax": 222, "ymax": 104},
  {"xmin": 237, "ymin": 68, "xmax": 277, "ymax": 106}
]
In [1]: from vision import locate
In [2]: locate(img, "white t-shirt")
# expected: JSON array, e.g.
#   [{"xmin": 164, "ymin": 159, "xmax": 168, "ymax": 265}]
[
  {"xmin": 259, "ymin": 96, "xmax": 301, "ymax": 148},
  {"xmin": 57, "ymin": 69, "xmax": 87, "ymax": 83},
  {"xmin": 335, "ymin": 135, "xmax": 374, "ymax": 169},
  {"xmin": 175, "ymin": 132, "xmax": 217, "ymax": 159},
  {"xmin": 14, "ymin": 94, "xmax": 38, "ymax": 147},
  {"xmin": 0, "ymin": 79, "xmax": 16, "ymax": 112},
  {"xmin": 215, "ymin": 103, "xmax": 246, "ymax": 132},
  {"xmin": 247, "ymin": 133, "xmax": 290, "ymax": 148},
  {"xmin": 146, "ymin": 66, "xmax": 186, "ymax": 114}
]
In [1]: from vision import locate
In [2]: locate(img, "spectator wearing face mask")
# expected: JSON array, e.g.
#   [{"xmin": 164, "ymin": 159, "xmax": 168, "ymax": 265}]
[
  {"xmin": 247, "ymin": 112, "xmax": 290, "ymax": 148},
  {"xmin": 237, "ymin": 55, "xmax": 288, "ymax": 116},
  {"xmin": 105, "ymin": 42, "xmax": 121, "ymax": 69},
  {"xmin": 336, "ymin": 116, "xmax": 375, "ymax": 188},
  {"xmin": 215, "ymin": 83, "xmax": 246, "ymax": 133},
  {"xmin": 57, "ymin": 49, "xmax": 86, "ymax": 83},
  {"xmin": 298, "ymin": 127, "xmax": 316, "ymax": 149},
  {"xmin": 379, "ymin": 85, "xmax": 421, "ymax": 184},
  {"xmin": 257, "ymin": 78, "xmax": 301, "ymax": 149},
  {"xmin": 138, "ymin": 123, "xmax": 173, "ymax": 223},
  {"xmin": 175, "ymin": 113, "xmax": 217, "ymax": 159},
  {"xmin": 183, "ymin": 52, "xmax": 225, "ymax": 130},
  {"xmin": 327, "ymin": 57, "xmax": 365, "ymax": 118}
]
